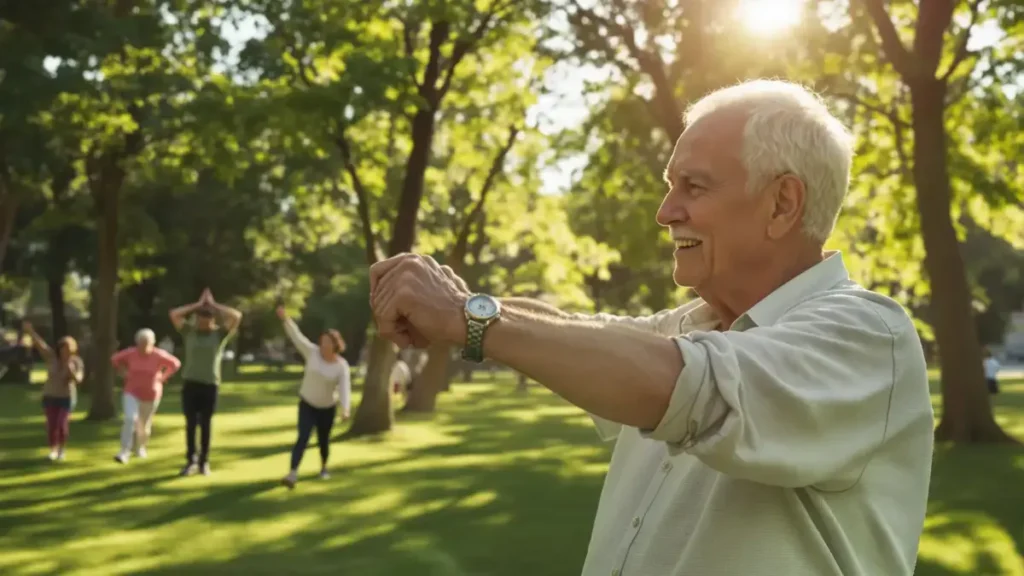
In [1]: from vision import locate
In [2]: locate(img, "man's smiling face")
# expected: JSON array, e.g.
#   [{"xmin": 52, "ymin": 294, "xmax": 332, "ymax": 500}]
[{"xmin": 656, "ymin": 108, "xmax": 779, "ymax": 292}]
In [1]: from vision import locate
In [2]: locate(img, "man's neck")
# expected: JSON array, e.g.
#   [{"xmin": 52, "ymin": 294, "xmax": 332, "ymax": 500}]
[{"xmin": 698, "ymin": 248, "xmax": 824, "ymax": 328}]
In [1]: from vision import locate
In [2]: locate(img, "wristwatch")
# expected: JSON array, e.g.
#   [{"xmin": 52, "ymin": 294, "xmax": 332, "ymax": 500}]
[{"xmin": 462, "ymin": 294, "xmax": 501, "ymax": 363}]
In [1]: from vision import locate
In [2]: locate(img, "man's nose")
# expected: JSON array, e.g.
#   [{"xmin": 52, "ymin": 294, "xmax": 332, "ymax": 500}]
[{"xmin": 656, "ymin": 191, "xmax": 688, "ymax": 227}]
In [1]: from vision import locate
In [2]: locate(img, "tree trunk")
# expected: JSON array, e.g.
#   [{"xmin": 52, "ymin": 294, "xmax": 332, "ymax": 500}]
[
  {"xmin": 350, "ymin": 104, "xmax": 438, "ymax": 432},
  {"xmin": 47, "ymin": 266, "xmax": 68, "ymax": 341},
  {"xmin": 0, "ymin": 194, "xmax": 16, "ymax": 272},
  {"xmin": 387, "ymin": 109, "xmax": 436, "ymax": 255},
  {"xmin": 403, "ymin": 343, "xmax": 451, "ymax": 413},
  {"xmin": 131, "ymin": 279, "xmax": 158, "ymax": 332},
  {"xmin": 347, "ymin": 334, "xmax": 395, "ymax": 436},
  {"xmin": 910, "ymin": 81, "xmax": 1015, "ymax": 444},
  {"xmin": 516, "ymin": 372, "xmax": 529, "ymax": 393},
  {"xmin": 344, "ymin": 314, "xmax": 370, "ymax": 366},
  {"xmin": 46, "ymin": 229, "xmax": 71, "ymax": 340},
  {"xmin": 86, "ymin": 175, "xmax": 121, "ymax": 421}
]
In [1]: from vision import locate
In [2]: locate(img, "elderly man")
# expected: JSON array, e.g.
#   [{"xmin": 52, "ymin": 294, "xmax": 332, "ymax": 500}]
[{"xmin": 369, "ymin": 80, "xmax": 933, "ymax": 576}]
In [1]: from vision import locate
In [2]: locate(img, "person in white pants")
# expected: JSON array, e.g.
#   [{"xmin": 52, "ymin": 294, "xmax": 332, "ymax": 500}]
[{"xmin": 112, "ymin": 329, "xmax": 182, "ymax": 463}]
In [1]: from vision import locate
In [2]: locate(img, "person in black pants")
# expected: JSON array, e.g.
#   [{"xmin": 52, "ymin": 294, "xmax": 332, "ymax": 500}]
[
  {"xmin": 276, "ymin": 306, "xmax": 351, "ymax": 489},
  {"xmin": 181, "ymin": 379, "xmax": 219, "ymax": 469},
  {"xmin": 169, "ymin": 288, "xmax": 243, "ymax": 476}
]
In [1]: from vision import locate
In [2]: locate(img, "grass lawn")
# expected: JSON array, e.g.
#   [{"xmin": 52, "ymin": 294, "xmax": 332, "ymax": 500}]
[{"xmin": 0, "ymin": 367, "xmax": 1022, "ymax": 576}]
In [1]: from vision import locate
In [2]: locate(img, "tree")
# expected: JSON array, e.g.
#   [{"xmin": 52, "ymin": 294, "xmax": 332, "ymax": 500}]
[
  {"xmin": 239, "ymin": 0, "xmax": 550, "ymax": 434},
  {"xmin": 850, "ymin": 0, "xmax": 1021, "ymax": 442},
  {"xmin": 34, "ymin": 0, "xmax": 230, "ymax": 419},
  {"xmin": 402, "ymin": 123, "xmax": 521, "ymax": 412}
]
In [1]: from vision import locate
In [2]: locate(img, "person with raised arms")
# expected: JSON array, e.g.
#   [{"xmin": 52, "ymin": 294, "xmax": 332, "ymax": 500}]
[
  {"xmin": 169, "ymin": 288, "xmax": 242, "ymax": 476},
  {"xmin": 275, "ymin": 305, "xmax": 351, "ymax": 489},
  {"xmin": 23, "ymin": 321, "xmax": 84, "ymax": 462}
]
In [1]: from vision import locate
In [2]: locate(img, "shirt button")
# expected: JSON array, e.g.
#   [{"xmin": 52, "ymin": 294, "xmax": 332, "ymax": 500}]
[
  {"xmin": 662, "ymin": 461, "xmax": 673, "ymax": 472},
  {"xmin": 632, "ymin": 516, "xmax": 640, "ymax": 528}
]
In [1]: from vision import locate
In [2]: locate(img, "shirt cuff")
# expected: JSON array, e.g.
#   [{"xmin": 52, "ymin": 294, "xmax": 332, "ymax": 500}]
[
  {"xmin": 638, "ymin": 336, "xmax": 712, "ymax": 453},
  {"xmin": 589, "ymin": 414, "xmax": 622, "ymax": 442}
]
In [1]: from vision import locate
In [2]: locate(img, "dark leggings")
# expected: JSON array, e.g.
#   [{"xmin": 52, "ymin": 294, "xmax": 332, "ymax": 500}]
[
  {"xmin": 181, "ymin": 380, "xmax": 219, "ymax": 465},
  {"xmin": 290, "ymin": 398, "xmax": 336, "ymax": 471}
]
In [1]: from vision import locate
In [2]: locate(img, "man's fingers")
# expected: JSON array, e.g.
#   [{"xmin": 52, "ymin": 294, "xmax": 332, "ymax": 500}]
[
  {"xmin": 369, "ymin": 253, "xmax": 416, "ymax": 297},
  {"xmin": 371, "ymin": 270, "xmax": 405, "ymax": 312},
  {"xmin": 373, "ymin": 279, "xmax": 407, "ymax": 344},
  {"xmin": 440, "ymin": 265, "xmax": 470, "ymax": 292}
]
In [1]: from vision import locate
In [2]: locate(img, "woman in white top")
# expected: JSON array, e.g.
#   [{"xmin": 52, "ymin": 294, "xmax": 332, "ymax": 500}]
[
  {"xmin": 276, "ymin": 306, "xmax": 351, "ymax": 488},
  {"xmin": 983, "ymin": 347, "xmax": 1001, "ymax": 394}
]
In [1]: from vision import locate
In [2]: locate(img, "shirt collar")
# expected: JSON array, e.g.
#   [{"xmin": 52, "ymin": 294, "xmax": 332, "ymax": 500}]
[{"xmin": 680, "ymin": 251, "xmax": 851, "ymax": 332}]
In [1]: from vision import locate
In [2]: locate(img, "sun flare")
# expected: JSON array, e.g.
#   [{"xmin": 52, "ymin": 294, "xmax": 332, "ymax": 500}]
[{"xmin": 737, "ymin": 0, "xmax": 805, "ymax": 36}]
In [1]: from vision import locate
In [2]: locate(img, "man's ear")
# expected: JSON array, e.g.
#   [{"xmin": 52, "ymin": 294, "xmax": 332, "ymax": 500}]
[{"xmin": 767, "ymin": 174, "xmax": 806, "ymax": 240}]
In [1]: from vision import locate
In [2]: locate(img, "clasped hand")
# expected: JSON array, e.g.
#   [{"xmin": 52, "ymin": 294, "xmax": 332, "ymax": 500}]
[{"xmin": 368, "ymin": 254, "xmax": 472, "ymax": 350}]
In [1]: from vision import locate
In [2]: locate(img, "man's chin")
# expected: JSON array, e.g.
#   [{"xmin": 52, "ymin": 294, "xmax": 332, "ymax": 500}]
[{"xmin": 672, "ymin": 272, "xmax": 699, "ymax": 289}]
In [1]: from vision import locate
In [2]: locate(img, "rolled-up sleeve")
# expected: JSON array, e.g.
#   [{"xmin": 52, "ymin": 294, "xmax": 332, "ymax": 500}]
[
  {"xmin": 642, "ymin": 296, "xmax": 912, "ymax": 488},
  {"xmin": 573, "ymin": 307, "xmax": 690, "ymax": 441}
]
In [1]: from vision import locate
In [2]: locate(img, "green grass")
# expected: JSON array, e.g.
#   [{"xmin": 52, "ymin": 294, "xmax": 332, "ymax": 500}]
[{"xmin": 0, "ymin": 368, "xmax": 1022, "ymax": 575}]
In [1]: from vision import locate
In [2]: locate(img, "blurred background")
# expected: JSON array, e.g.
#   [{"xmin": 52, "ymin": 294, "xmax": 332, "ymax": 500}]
[{"xmin": 0, "ymin": 0, "xmax": 1022, "ymax": 574}]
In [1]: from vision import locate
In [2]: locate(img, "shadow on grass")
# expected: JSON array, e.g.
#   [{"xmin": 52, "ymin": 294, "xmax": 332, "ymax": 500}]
[
  {"xmin": 914, "ymin": 442, "xmax": 1024, "ymax": 576},
  {"xmin": 133, "ymin": 459, "xmax": 601, "ymax": 576},
  {"xmin": 3, "ymin": 373, "xmax": 1023, "ymax": 575},
  {"xmin": 0, "ymin": 375, "xmax": 606, "ymax": 575}
]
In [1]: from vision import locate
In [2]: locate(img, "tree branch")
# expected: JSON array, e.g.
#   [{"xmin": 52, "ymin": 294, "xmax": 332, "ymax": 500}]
[
  {"xmin": 436, "ymin": 4, "xmax": 507, "ymax": 101},
  {"xmin": 285, "ymin": 37, "xmax": 319, "ymax": 88},
  {"xmin": 566, "ymin": 7, "xmax": 642, "ymax": 80},
  {"xmin": 400, "ymin": 17, "xmax": 420, "ymax": 87},
  {"xmin": 940, "ymin": 0, "xmax": 982, "ymax": 81},
  {"xmin": 890, "ymin": 87, "xmax": 913, "ymax": 181},
  {"xmin": 570, "ymin": 1, "xmax": 681, "ymax": 139},
  {"xmin": 862, "ymin": 0, "xmax": 915, "ymax": 79},
  {"xmin": 449, "ymin": 124, "xmax": 520, "ymax": 263},
  {"xmin": 402, "ymin": 17, "xmax": 417, "ymax": 58},
  {"xmin": 334, "ymin": 130, "xmax": 382, "ymax": 265},
  {"xmin": 913, "ymin": 0, "xmax": 957, "ymax": 76},
  {"xmin": 944, "ymin": 73, "xmax": 977, "ymax": 107},
  {"xmin": 831, "ymin": 92, "xmax": 909, "ymax": 129},
  {"xmin": 419, "ymin": 20, "xmax": 450, "ymax": 105}
]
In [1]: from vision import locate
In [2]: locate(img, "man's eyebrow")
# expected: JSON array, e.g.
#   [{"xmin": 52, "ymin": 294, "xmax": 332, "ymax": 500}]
[{"xmin": 664, "ymin": 167, "xmax": 713, "ymax": 184}]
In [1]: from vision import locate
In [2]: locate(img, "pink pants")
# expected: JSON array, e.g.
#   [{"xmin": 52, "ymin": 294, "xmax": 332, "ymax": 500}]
[{"xmin": 43, "ymin": 399, "xmax": 71, "ymax": 447}]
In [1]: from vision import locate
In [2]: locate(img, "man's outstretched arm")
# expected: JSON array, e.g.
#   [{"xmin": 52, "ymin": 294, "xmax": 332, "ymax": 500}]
[
  {"xmin": 369, "ymin": 255, "xmax": 682, "ymax": 430},
  {"xmin": 483, "ymin": 303, "xmax": 682, "ymax": 430}
]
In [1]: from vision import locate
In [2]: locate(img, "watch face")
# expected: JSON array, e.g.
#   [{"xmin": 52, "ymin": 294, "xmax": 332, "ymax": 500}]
[{"xmin": 466, "ymin": 294, "xmax": 499, "ymax": 320}]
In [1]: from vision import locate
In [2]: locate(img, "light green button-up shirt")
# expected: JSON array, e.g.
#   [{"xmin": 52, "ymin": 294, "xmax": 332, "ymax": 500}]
[{"xmin": 579, "ymin": 252, "xmax": 933, "ymax": 576}]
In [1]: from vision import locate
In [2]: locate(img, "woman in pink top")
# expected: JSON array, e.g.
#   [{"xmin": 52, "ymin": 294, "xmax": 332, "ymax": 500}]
[{"xmin": 111, "ymin": 328, "xmax": 181, "ymax": 463}]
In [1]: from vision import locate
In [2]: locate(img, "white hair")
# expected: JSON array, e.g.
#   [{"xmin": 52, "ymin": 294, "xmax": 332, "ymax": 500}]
[
  {"xmin": 135, "ymin": 328, "xmax": 156, "ymax": 346},
  {"xmin": 684, "ymin": 79, "xmax": 854, "ymax": 243}
]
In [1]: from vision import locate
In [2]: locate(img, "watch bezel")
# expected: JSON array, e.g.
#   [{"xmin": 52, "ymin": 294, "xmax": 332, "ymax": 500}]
[{"xmin": 464, "ymin": 294, "xmax": 501, "ymax": 323}]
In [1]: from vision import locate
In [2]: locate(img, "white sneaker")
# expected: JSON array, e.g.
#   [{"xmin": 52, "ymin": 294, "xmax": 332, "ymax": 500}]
[
  {"xmin": 56, "ymin": 449, "xmax": 65, "ymax": 461},
  {"xmin": 281, "ymin": 471, "xmax": 298, "ymax": 489},
  {"xmin": 47, "ymin": 450, "xmax": 59, "ymax": 461},
  {"xmin": 114, "ymin": 452, "xmax": 129, "ymax": 464},
  {"xmin": 319, "ymin": 470, "xmax": 331, "ymax": 480},
  {"xmin": 136, "ymin": 447, "xmax": 147, "ymax": 459}
]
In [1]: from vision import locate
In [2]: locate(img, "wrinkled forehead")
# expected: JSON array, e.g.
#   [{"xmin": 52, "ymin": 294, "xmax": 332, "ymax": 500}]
[{"xmin": 664, "ymin": 110, "xmax": 748, "ymax": 182}]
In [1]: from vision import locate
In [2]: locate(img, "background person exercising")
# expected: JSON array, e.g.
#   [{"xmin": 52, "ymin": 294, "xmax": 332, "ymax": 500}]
[{"xmin": 169, "ymin": 288, "xmax": 242, "ymax": 476}]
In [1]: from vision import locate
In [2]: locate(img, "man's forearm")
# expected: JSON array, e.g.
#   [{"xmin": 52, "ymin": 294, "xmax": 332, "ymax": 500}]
[
  {"xmin": 482, "ymin": 305, "xmax": 681, "ymax": 430},
  {"xmin": 499, "ymin": 297, "xmax": 570, "ymax": 319},
  {"xmin": 170, "ymin": 302, "xmax": 201, "ymax": 318},
  {"xmin": 212, "ymin": 302, "xmax": 242, "ymax": 321}
]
